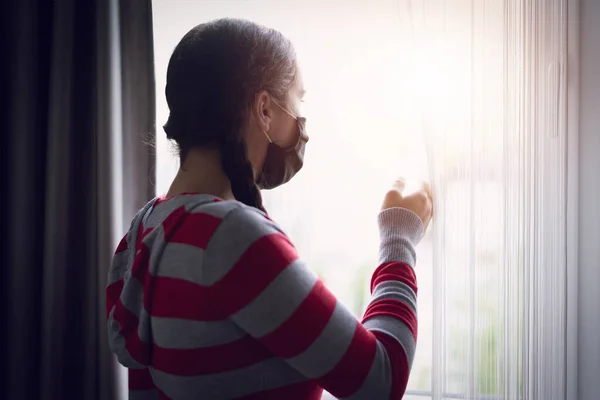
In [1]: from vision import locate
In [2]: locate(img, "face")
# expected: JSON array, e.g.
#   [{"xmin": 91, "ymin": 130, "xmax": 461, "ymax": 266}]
[{"xmin": 245, "ymin": 68, "xmax": 306, "ymax": 176}]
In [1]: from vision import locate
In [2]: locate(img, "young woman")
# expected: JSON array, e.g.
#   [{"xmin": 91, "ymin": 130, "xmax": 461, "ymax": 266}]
[{"xmin": 106, "ymin": 18, "xmax": 432, "ymax": 400}]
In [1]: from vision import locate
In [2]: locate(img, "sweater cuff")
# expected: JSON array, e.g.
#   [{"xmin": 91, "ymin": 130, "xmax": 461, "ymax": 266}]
[{"xmin": 377, "ymin": 207, "xmax": 425, "ymax": 268}]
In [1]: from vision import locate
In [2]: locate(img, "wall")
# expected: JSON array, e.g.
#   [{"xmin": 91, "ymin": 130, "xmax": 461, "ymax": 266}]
[{"xmin": 578, "ymin": 0, "xmax": 600, "ymax": 399}]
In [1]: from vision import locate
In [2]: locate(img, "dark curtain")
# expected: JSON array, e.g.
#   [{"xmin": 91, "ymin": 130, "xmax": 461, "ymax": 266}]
[{"xmin": 1, "ymin": 1, "xmax": 156, "ymax": 399}]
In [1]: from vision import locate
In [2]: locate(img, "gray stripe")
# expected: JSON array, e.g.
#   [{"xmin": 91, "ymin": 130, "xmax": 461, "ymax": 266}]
[
  {"xmin": 202, "ymin": 206, "xmax": 283, "ymax": 286},
  {"xmin": 145, "ymin": 223, "xmax": 170, "ymax": 278},
  {"xmin": 106, "ymin": 309, "xmax": 146, "ymax": 369},
  {"xmin": 378, "ymin": 235, "xmax": 416, "ymax": 268},
  {"xmin": 377, "ymin": 208, "xmax": 423, "ymax": 266},
  {"xmin": 186, "ymin": 199, "xmax": 244, "ymax": 218},
  {"xmin": 129, "ymin": 389, "xmax": 159, "ymax": 400},
  {"xmin": 150, "ymin": 358, "xmax": 307, "ymax": 400},
  {"xmin": 143, "ymin": 197, "xmax": 189, "ymax": 230},
  {"xmin": 153, "ymin": 242, "xmax": 206, "ymax": 283},
  {"xmin": 363, "ymin": 316, "xmax": 417, "ymax": 369},
  {"xmin": 342, "ymin": 340, "xmax": 392, "ymax": 399},
  {"xmin": 107, "ymin": 199, "xmax": 156, "ymax": 288},
  {"xmin": 107, "ymin": 250, "xmax": 130, "ymax": 285},
  {"xmin": 108, "ymin": 218, "xmax": 159, "ymax": 345},
  {"xmin": 118, "ymin": 276, "xmax": 153, "ymax": 345},
  {"xmin": 126, "ymin": 200, "xmax": 156, "ymax": 272},
  {"xmin": 137, "ymin": 307, "xmax": 152, "ymax": 343},
  {"xmin": 232, "ymin": 260, "xmax": 318, "ymax": 338},
  {"xmin": 143, "ymin": 194, "xmax": 236, "ymax": 229},
  {"xmin": 371, "ymin": 280, "xmax": 418, "ymax": 314},
  {"xmin": 152, "ymin": 316, "xmax": 245, "ymax": 349},
  {"xmin": 120, "ymin": 272, "xmax": 144, "ymax": 319},
  {"xmin": 120, "ymin": 207, "xmax": 165, "ymax": 286},
  {"xmin": 111, "ymin": 274, "xmax": 152, "ymax": 345},
  {"xmin": 286, "ymin": 301, "xmax": 357, "ymax": 379}
]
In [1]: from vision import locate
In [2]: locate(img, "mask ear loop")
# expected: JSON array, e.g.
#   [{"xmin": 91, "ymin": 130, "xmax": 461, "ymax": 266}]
[
  {"xmin": 271, "ymin": 98, "xmax": 299, "ymax": 120},
  {"xmin": 262, "ymin": 130, "xmax": 273, "ymax": 143},
  {"xmin": 262, "ymin": 98, "xmax": 294, "ymax": 145},
  {"xmin": 266, "ymin": 97, "xmax": 303, "ymax": 148}
]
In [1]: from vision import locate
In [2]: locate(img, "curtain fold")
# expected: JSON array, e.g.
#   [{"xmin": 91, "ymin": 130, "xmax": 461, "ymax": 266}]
[
  {"xmin": 2, "ymin": 1, "xmax": 155, "ymax": 399},
  {"xmin": 408, "ymin": 0, "xmax": 569, "ymax": 398},
  {"xmin": 119, "ymin": 0, "xmax": 157, "ymax": 219}
]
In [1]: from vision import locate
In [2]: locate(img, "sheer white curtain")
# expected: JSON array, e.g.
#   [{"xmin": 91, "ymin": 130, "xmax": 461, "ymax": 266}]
[
  {"xmin": 152, "ymin": 1, "xmax": 570, "ymax": 399},
  {"xmin": 407, "ymin": 0, "xmax": 569, "ymax": 398}
]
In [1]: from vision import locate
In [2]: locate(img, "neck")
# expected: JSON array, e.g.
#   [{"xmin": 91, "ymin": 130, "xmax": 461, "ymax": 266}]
[{"xmin": 166, "ymin": 146, "xmax": 235, "ymax": 200}]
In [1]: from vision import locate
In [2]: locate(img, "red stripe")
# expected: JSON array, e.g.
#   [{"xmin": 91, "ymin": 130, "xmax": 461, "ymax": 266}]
[
  {"xmin": 113, "ymin": 299, "xmax": 150, "ymax": 365},
  {"xmin": 238, "ymin": 381, "xmax": 322, "ymax": 400},
  {"xmin": 160, "ymin": 205, "xmax": 187, "ymax": 239},
  {"xmin": 135, "ymin": 222, "xmax": 152, "ymax": 252},
  {"xmin": 363, "ymin": 298, "xmax": 418, "ymax": 340},
  {"xmin": 154, "ymin": 197, "xmax": 167, "ymax": 206},
  {"xmin": 259, "ymin": 280, "xmax": 336, "ymax": 358},
  {"xmin": 216, "ymin": 233, "xmax": 297, "ymax": 313},
  {"xmin": 116, "ymin": 294, "xmax": 272, "ymax": 375},
  {"xmin": 156, "ymin": 386, "xmax": 172, "ymax": 400},
  {"xmin": 116, "ymin": 299, "xmax": 273, "ymax": 376},
  {"xmin": 129, "ymin": 368, "xmax": 155, "ymax": 390},
  {"xmin": 150, "ymin": 276, "xmax": 220, "ymax": 319},
  {"xmin": 150, "ymin": 233, "xmax": 296, "ymax": 321},
  {"xmin": 115, "ymin": 235, "xmax": 128, "ymax": 254},
  {"xmin": 319, "ymin": 324, "xmax": 377, "ymax": 397},
  {"xmin": 371, "ymin": 261, "xmax": 417, "ymax": 294},
  {"xmin": 167, "ymin": 211, "xmax": 222, "ymax": 249},
  {"xmin": 373, "ymin": 331, "xmax": 410, "ymax": 399},
  {"xmin": 151, "ymin": 335, "xmax": 272, "ymax": 376},
  {"xmin": 106, "ymin": 279, "xmax": 124, "ymax": 319}
]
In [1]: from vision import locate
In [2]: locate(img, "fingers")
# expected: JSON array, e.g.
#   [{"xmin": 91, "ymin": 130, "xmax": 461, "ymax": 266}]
[
  {"xmin": 422, "ymin": 181, "xmax": 432, "ymax": 199},
  {"xmin": 421, "ymin": 181, "xmax": 434, "ymax": 218},
  {"xmin": 392, "ymin": 177, "xmax": 406, "ymax": 194}
]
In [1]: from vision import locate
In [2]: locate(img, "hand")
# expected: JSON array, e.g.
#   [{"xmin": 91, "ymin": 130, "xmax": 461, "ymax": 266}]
[{"xmin": 381, "ymin": 178, "xmax": 433, "ymax": 231}]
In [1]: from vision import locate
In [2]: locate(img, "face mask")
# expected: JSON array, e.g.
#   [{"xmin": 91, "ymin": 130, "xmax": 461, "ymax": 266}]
[{"xmin": 256, "ymin": 100, "xmax": 309, "ymax": 190}]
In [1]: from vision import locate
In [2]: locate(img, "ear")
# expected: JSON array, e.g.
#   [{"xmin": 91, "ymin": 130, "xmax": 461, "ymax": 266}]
[{"xmin": 252, "ymin": 90, "xmax": 273, "ymax": 133}]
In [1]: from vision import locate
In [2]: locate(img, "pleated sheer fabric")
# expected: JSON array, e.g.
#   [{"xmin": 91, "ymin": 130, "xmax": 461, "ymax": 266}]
[{"xmin": 408, "ymin": 0, "xmax": 568, "ymax": 398}]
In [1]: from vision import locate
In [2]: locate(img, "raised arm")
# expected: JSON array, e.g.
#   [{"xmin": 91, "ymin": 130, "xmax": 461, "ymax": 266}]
[{"xmin": 211, "ymin": 181, "xmax": 431, "ymax": 399}]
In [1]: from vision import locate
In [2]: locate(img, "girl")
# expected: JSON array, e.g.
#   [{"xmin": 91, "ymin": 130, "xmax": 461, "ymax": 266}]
[{"xmin": 106, "ymin": 18, "xmax": 432, "ymax": 400}]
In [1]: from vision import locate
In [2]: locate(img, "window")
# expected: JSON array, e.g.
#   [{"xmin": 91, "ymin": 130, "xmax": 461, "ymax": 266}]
[{"xmin": 152, "ymin": 1, "xmax": 569, "ymax": 399}]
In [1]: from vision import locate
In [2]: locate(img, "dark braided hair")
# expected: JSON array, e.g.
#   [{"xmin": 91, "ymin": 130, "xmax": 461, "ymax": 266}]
[{"xmin": 163, "ymin": 18, "xmax": 297, "ymax": 212}]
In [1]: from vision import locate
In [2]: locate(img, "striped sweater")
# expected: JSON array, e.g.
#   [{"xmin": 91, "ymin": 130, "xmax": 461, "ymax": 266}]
[{"xmin": 106, "ymin": 193, "xmax": 423, "ymax": 400}]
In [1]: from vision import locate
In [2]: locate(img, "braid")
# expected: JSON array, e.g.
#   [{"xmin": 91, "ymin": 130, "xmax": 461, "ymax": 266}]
[{"xmin": 220, "ymin": 135, "xmax": 266, "ymax": 213}]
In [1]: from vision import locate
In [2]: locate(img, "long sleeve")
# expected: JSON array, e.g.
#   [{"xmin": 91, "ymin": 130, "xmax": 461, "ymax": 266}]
[{"xmin": 210, "ymin": 205, "xmax": 423, "ymax": 399}]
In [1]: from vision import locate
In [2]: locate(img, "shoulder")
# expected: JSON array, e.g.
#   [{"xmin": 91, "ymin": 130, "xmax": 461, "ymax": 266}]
[
  {"xmin": 146, "ymin": 194, "xmax": 270, "ymax": 228},
  {"xmin": 147, "ymin": 194, "xmax": 291, "ymax": 252},
  {"xmin": 207, "ymin": 200, "xmax": 288, "ymax": 244}
]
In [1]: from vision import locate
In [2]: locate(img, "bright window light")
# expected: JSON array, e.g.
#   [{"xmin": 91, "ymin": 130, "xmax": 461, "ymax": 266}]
[{"xmin": 152, "ymin": 0, "xmax": 457, "ymax": 396}]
